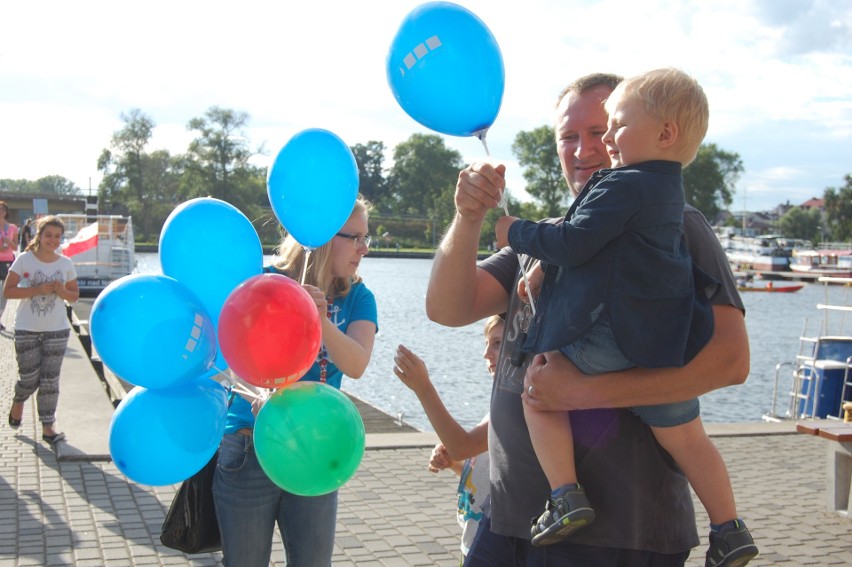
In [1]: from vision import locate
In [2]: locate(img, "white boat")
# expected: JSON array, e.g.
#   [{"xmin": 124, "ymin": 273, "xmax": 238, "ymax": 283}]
[
  {"xmin": 57, "ymin": 214, "xmax": 135, "ymax": 293},
  {"xmin": 764, "ymin": 276, "xmax": 852, "ymax": 422},
  {"xmin": 789, "ymin": 248, "xmax": 852, "ymax": 279},
  {"xmin": 716, "ymin": 233, "xmax": 801, "ymax": 272}
]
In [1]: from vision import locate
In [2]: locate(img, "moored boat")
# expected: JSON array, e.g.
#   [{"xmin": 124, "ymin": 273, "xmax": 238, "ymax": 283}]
[
  {"xmin": 789, "ymin": 248, "xmax": 852, "ymax": 279},
  {"xmin": 716, "ymin": 232, "xmax": 802, "ymax": 272},
  {"xmin": 57, "ymin": 214, "xmax": 135, "ymax": 294},
  {"xmin": 764, "ymin": 276, "xmax": 852, "ymax": 421},
  {"xmin": 737, "ymin": 283, "xmax": 803, "ymax": 293}
]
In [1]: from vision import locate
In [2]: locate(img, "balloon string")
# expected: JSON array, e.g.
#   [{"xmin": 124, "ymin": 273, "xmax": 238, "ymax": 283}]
[
  {"xmin": 300, "ymin": 248, "xmax": 313, "ymax": 285},
  {"xmin": 477, "ymin": 134, "xmax": 536, "ymax": 317},
  {"xmin": 223, "ymin": 375, "xmax": 269, "ymax": 403}
]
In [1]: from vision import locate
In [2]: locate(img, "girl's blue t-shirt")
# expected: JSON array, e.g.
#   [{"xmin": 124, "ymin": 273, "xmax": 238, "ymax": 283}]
[{"xmin": 225, "ymin": 279, "xmax": 377, "ymax": 432}]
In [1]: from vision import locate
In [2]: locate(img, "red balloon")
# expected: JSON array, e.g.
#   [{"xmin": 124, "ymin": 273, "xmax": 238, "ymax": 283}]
[{"xmin": 218, "ymin": 273, "xmax": 321, "ymax": 388}]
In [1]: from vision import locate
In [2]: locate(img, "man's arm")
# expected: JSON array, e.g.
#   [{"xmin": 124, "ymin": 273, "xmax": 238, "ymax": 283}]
[
  {"xmin": 523, "ymin": 304, "xmax": 749, "ymax": 410},
  {"xmin": 426, "ymin": 162, "xmax": 510, "ymax": 327}
]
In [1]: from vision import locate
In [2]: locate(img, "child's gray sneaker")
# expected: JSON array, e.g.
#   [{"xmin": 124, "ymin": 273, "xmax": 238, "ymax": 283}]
[
  {"xmin": 530, "ymin": 483, "xmax": 595, "ymax": 546},
  {"xmin": 705, "ymin": 519, "xmax": 758, "ymax": 567}
]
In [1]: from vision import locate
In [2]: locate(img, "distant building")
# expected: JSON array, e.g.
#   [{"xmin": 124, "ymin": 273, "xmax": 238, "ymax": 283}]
[
  {"xmin": 718, "ymin": 196, "xmax": 827, "ymax": 236},
  {"xmin": 799, "ymin": 197, "xmax": 825, "ymax": 211},
  {"xmin": 0, "ymin": 193, "xmax": 90, "ymax": 225}
]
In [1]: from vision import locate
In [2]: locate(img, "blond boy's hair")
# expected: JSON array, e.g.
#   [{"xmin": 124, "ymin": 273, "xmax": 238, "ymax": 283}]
[{"xmin": 607, "ymin": 68, "xmax": 708, "ymax": 166}]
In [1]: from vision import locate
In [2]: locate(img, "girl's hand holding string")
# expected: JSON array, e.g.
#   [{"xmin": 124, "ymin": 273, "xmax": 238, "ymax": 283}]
[{"xmin": 301, "ymin": 284, "xmax": 328, "ymax": 320}]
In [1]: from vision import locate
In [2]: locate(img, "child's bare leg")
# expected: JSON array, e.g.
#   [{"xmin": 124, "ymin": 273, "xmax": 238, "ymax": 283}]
[
  {"xmin": 523, "ymin": 396, "xmax": 576, "ymax": 490},
  {"xmin": 651, "ymin": 416, "xmax": 737, "ymax": 525}
]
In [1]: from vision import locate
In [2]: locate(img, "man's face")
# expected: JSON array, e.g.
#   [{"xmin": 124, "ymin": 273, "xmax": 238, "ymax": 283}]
[{"xmin": 554, "ymin": 84, "xmax": 613, "ymax": 196}]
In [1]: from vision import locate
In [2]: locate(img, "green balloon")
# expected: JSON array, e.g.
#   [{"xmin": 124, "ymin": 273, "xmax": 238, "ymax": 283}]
[{"xmin": 254, "ymin": 382, "xmax": 366, "ymax": 496}]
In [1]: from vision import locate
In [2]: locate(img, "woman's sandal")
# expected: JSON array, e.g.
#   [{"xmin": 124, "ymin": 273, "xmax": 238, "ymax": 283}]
[
  {"xmin": 8, "ymin": 407, "xmax": 22, "ymax": 429},
  {"xmin": 42, "ymin": 432, "xmax": 66, "ymax": 444}
]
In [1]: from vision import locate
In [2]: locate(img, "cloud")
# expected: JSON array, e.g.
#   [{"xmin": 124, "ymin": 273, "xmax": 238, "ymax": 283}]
[{"xmin": 751, "ymin": 0, "xmax": 852, "ymax": 56}]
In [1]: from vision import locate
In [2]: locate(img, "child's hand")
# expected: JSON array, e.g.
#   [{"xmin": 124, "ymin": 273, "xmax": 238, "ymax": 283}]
[
  {"xmin": 393, "ymin": 344, "xmax": 431, "ymax": 393},
  {"xmin": 517, "ymin": 261, "xmax": 543, "ymax": 304},
  {"xmin": 428, "ymin": 443, "xmax": 459, "ymax": 474},
  {"xmin": 301, "ymin": 284, "xmax": 328, "ymax": 319},
  {"xmin": 494, "ymin": 215, "xmax": 518, "ymax": 249},
  {"xmin": 34, "ymin": 282, "xmax": 54, "ymax": 296}
]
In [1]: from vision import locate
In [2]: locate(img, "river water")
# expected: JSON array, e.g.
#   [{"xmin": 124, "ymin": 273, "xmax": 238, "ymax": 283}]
[{"xmin": 135, "ymin": 253, "xmax": 850, "ymax": 431}]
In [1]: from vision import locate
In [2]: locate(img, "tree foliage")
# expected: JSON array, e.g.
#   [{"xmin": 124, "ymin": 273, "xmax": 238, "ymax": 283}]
[
  {"xmin": 184, "ymin": 107, "xmax": 258, "ymax": 208},
  {"xmin": 778, "ymin": 207, "xmax": 822, "ymax": 243},
  {"xmin": 0, "ymin": 176, "xmax": 81, "ymax": 195},
  {"xmin": 351, "ymin": 141, "xmax": 390, "ymax": 211},
  {"xmin": 97, "ymin": 109, "xmax": 163, "ymax": 241},
  {"xmin": 682, "ymin": 143, "xmax": 743, "ymax": 221},
  {"xmin": 387, "ymin": 134, "xmax": 464, "ymax": 229},
  {"xmin": 823, "ymin": 174, "xmax": 852, "ymax": 241},
  {"xmin": 511, "ymin": 125, "xmax": 567, "ymax": 217},
  {"xmin": 12, "ymin": 103, "xmax": 759, "ymax": 250}
]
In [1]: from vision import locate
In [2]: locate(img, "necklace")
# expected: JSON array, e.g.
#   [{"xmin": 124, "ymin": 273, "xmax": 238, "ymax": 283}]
[{"xmin": 318, "ymin": 296, "xmax": 333, "ymax": 383}]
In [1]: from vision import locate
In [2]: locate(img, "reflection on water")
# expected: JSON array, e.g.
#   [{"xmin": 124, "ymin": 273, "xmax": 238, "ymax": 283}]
[{"xmin": 135, "ymin": 253, "xmax": 832, "ymax": 429}]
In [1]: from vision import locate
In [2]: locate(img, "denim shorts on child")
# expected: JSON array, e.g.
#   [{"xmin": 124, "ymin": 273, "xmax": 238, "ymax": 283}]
[{"xmin": 559, "ymin": 313, "xmax": 700, "ymax": 428}]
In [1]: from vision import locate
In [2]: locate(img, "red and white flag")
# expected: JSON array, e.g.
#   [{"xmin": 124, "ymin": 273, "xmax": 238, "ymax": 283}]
[{"xmin": 62, "ymin": 222, "xmax": 99, "ymax": 257}]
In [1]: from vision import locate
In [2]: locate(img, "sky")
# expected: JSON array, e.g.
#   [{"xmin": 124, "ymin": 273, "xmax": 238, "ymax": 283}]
[{"xmin": 1, "ymin": 0, "xmax": 850, "ymax": 213}]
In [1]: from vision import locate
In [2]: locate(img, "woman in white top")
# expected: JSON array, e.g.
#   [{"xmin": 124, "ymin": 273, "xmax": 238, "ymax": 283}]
[
  {"xmin": 0, "ymin": 200, "xmax": 19, "ymax": 331},
  {"xmin": 4, "ymin": 215, "xmax": 79, "ymax": 444}
]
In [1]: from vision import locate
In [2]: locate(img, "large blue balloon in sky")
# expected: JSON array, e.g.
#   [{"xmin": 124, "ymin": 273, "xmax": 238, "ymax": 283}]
[
  {"xmin": 387, "ymin": 1, "xmax": 505, "ymax": 138},
  {"xmin": 267, "ymin": 128, "xmax": 359, "ymax": 249}
]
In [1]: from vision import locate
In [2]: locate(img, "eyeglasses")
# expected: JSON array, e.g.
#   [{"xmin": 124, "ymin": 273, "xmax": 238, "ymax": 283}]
[{"xmin": 335, "ymin": 232, "xmax": 372, "ymax": 249}]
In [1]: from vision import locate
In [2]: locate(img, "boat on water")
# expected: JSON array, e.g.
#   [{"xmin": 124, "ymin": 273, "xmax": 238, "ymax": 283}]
[
  {"xmin": 716, "ymin": 232, "xmax": 806, "ymax": 273},
  {"xmin": 764, "ymin": 276, "xmax": 852, "ymax": 422},
  {"xmin": 737, "ymin": 283, "xmax": 804, "ymax": 293},
  {"xmin": 57, "ymin": 214, "xmax": 135, "ymax": 293},
  {"xmin": 789, "ymin": 248, "xmax": 852, "ymax": 279}
]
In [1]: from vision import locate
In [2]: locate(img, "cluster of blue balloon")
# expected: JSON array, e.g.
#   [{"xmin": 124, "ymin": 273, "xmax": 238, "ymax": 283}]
[
  {"xmin": 93, "ymin": 198, "xmax": 263, "ymax": 486},
  {"xmin": 95, "ymin": 0, "xmax": 505, "ymax": 491},
  {"xmin": 386, "ymin": 1, "xmax": 504, "ymax": 141},
  {"xmin": 93, "ymin": 128, "xmax": 365, "ymax": 491}
]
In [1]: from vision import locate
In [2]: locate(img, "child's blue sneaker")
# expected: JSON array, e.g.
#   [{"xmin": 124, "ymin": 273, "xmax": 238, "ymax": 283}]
[{"xmin": 530, "ymin": 484, "xmax": 595, "ymax": 546}]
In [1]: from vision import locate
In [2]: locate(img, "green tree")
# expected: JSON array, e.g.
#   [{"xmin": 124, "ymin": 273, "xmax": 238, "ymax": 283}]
[
  {"xmin": 184, "ymin": 107, "xmax": 257, "ymax": 209},
  {"xmin": 97, "ymin": 109, "xmax": 163, "ymax": 241},
  {"xmin": 682, "ymin": 143, "xmax": 742, "ymax": 220},
  {"xmin": 823, "ymin": 174, "xmax": 852, "ymax": 241},
  {"xmin": 351, "ymin": 141, "xmax": 390, "ymax": 211},
  {"xmin": 387, "ymin": 134, "xmax": 464, "ymax": 229},
  {"xmin": 778, "ymin": 207, "xmax": 822, "ymax": 243},
  {"xmin": 0, "ymin": 176, "xmax": 81, "ymax": 194},
  {"xmin": 511, "ymin": 125, "xmax": 567, "ymax": 217},
  {"xmin": 35, "ymin": 176, "xmax": 81, "ymax": 195}
]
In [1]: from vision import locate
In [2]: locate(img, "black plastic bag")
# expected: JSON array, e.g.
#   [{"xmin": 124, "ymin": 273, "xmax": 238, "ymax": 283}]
[{"xmin": 160, "ymin": 453, "xmax": 222, "ymax": 554}]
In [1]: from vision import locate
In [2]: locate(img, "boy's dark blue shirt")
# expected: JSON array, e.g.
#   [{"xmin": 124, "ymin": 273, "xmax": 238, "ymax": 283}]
[{"xmin": 507, "ymin": 160, "xmax": 716, "ymax": 368}]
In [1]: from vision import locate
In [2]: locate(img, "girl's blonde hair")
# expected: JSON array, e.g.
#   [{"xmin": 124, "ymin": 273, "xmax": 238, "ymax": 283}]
[
  {"xmin": 484, "ymin": 314, "xmax": 504, "ymax": 337},
  {"xmin": 26, "ymin": 215, "xmax": 65, "ymax": 253},
  {"xmin": 270, "ymin": 195, "xmax": 372, "ymax": 298}
]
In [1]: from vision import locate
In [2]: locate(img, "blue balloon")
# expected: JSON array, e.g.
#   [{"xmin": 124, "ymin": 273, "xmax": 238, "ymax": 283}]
[
  {"xmin": 160, "ymin": 197, "xmax": 263, "ymax": 372},
  {"xmin": 387, "ymin": 2, "xmax": 504, "ymax": 137},
  {"xmin": 267, "ymin": 128, "xmax": 359, "ymax": 248},
  {"xmin": 90, "ymin": 274, "xmax": 217, "ymax": 389},
  {"xmin": 109, "ymin": 378, "xmax": 228, "ymax": 486}
]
